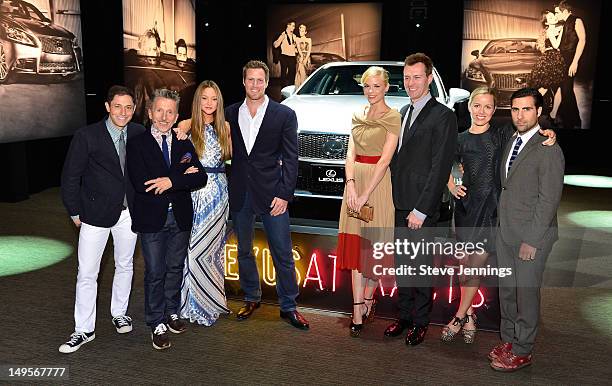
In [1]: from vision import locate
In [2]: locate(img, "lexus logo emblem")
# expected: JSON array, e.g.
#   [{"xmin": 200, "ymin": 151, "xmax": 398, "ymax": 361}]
[
  {"xmin": 325, "ymin": 169, "xmax": 337, "ymax": 178},
  {"xmin": 322, "ymin": 140, "xmax": 344, "ymax": 157}
]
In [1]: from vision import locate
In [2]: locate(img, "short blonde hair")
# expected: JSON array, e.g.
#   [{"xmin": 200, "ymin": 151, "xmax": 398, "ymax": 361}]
[
  {"xmin": 468, "ymin": 86, "xmax": 497, "ymax": 107},
  {"xmin": 360, "ymin": 66, "xmax": 389, "ymax": 85}
]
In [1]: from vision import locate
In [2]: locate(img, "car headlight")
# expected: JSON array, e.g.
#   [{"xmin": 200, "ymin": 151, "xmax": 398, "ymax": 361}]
[
  {"xmin": 0, "ymin": 22, "xmax": 37, "ymax": 47},
  {"xmin": 465, "ymin": 67, "xmax": 485, "ymax": 82}
]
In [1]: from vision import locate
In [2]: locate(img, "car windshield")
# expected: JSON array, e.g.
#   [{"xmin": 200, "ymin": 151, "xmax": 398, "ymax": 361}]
[
  {"xmin": 5, "ymin": 1, "xmax": 48, "ymax": 22},
  {"xmin": 298, "ymin": 64, "xmax": 439, "ymax": 98},
  {"xmin": 482, "ymin": 40, "xmax": 538, "ymax": 55}
]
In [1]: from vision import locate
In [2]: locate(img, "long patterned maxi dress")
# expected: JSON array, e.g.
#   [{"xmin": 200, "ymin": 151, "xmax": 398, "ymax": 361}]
[
  {"xmin": 180, "ymin": 123, "xmax": 230, "ymax": 325},
  {"xmin": 336, "ymin": 109, "xmax": 400, "ymax": 286}
]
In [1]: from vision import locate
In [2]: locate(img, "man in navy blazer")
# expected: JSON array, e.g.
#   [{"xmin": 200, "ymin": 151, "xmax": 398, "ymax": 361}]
[
  {"xmin": 225, "ymin": 60, "xmax": 309, "ymax": 329},
  {"xmin": 60, "ymin": 86, "xmax": 145, "ymax": 353},
  {"xmin": 127, "ymin": 88, "xmax": 207, "ymax": 350}
]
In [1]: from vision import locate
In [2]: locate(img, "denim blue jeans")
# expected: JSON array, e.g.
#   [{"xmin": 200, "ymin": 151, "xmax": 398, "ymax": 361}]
[
  {"xmin": 140, "ymin": 211, "xmax": 190, "ymax": 327},
  {"xmin": 231, "ymin": 192, "xmax": 298, "ymax": 312}
]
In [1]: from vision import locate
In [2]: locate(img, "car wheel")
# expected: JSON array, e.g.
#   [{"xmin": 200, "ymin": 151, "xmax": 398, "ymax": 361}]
[{"xmin": 0, "ymin": 43, "xmax": 10, "ymax": 84}]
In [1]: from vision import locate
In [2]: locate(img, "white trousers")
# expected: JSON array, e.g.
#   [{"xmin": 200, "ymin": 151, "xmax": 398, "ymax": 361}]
[{"xmin": 74, "ymin": 209, "xmax": 137, "ymax": 333}]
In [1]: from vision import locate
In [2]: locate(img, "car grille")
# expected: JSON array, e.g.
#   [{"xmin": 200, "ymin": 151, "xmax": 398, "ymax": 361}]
[
  {"xmin": 492, "ymin": 73, "xmax": 530, "ymax": 90},
  {"xmin": 40, "ymin": 37, "xmax": 73, "ymax": 55},
  {"xmin": 298, "ymin": 133, "xmax": 349, "ymax": 160},
  {"xmin": 39, "ymin": 62, "xmax": 77, "ymax": 73}
]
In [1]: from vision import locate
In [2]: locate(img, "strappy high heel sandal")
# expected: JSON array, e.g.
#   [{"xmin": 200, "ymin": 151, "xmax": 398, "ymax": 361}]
[
  {"xmin": 462, "ymin": 313, "xmax": 477, "ymax": 344},
  {"xmin": 363, "ymin": 297, "xmax": 377, "ymax": 324},
  {"xmin": 440, "ymin": 315, "xmax": 466, "ymax": 342},
  {"xmin": 350, "ymin": 302, "xmax": 365, "ymax": 338}
]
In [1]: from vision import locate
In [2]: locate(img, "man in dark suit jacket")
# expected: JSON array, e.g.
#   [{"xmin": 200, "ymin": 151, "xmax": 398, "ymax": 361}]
[
  {"xmin": 60, "ymin": 86, "xmax": 145, "ymax": 353},
  {"xmin": 489, "ymin": 88, "xmax": 564, "ymax": 372},
  {"xmin": 225, "ymin": 60, "xmax": 308, "ymax": 330},
  {"xmin": 384, "ymin": 53, "xmax": 458, "ymax": 346},
  {"xmin": 127, "ymin": 88, "xmax": 207, "ymax": 350}
]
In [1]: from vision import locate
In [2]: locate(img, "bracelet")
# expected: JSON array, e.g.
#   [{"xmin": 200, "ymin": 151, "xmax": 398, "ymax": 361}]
[{"xmin": 345, "ymin": 178, "xmax": 355, "ymax": 185}]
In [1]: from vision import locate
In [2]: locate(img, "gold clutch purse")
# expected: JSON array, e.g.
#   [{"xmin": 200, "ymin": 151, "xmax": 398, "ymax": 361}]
[{"xmin": 347, "ymin": 203, "xmax": 374, "ymax": 223}]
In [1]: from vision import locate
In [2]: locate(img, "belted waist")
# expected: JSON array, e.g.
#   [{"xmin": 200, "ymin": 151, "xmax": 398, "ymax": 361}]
[
  {"xmin": 355, "ymin": 155, "xmax": 381, "ymax": 164},
  {"xmin": 204, "ymin": 167, "xmax": 226, "ymax": 173}
]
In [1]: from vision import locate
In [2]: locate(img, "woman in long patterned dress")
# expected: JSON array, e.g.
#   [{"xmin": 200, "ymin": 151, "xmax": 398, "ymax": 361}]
[
  {"xmin": 530, "ymin": 9, "xmax": 565, "ymax": 119},
  {"xmin": 336, "ymin": 66, "xmax": 400, "ymax": 337},
  {"xmin": 178, "ymin": 80, "xmax": 232, "ymax": 325}
]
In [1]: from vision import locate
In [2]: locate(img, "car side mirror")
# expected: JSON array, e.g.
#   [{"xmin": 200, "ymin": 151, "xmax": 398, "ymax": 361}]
[
  {"xmin": 471, "ymin": 49, "xmax": 480, "ymax": 58},
  {"xmin": 281, "ymin": 85, "xmax": 296, "ymax": 99},
  {"xmin": 448, "ymin": 88, "xmax": 471, "ymax": 110}
]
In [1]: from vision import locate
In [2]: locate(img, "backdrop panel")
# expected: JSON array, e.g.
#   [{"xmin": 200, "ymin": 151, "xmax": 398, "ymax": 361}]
[
  {"xmin": 460, "ymin": 0, "xmax": 601, "ymax": 129},
  {"xmin": 122, "ymin": 0, "xmax": 196, "ymax": 125},
  {"xmin": 0, "ymin": 0, "xmax": 85, "ymax": 143}
]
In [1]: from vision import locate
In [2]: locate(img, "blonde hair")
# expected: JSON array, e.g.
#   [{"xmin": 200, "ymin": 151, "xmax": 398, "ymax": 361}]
[
  {"xmin": 468, "ymin": 86, "xmax": 497, "ymax": 107},
  {"xmin": 360, "ymin": 66, "xmax": 389, "ymax": 85},
  {"xmin": 189, "ymin": 80, "xmax": 231, "ymax": 161}
]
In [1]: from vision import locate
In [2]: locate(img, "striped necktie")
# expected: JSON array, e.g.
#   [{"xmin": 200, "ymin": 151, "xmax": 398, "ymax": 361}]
[{"xmin": 507, "ymin": 136, "xmax": 523, "ymax": 173}]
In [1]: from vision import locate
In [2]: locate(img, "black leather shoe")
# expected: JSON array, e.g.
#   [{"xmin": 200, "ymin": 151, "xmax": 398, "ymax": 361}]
[
  {"xmin": 280, "ymin": 310, "xmax": 310, "ymax": 330},
  {"xmin": 384, "ymin": 319, "xmax": 412, "ymax": 338},
  {"xmin": 236, "ymin": 301, "xmax": 260, "ymax": 320},
  {"xmin": 405, "ymin": 325, "xmax": 428, "ymax": 346}
]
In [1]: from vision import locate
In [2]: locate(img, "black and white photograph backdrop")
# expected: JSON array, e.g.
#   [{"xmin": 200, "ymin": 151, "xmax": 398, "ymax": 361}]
[
  {"xmin": 266, "ymin": 2, "xmax": 382, "ymax": 101},
  {"xmin": 0, "ymin": 0, "xmax": 85, "ymax": 143},
  {"xmin": 122, "ymin": 0, "xmax": 196, "ymax": 125},
  {"xmin": 461, "ymin": 0, "xmax": 600, "ymax": 129}
]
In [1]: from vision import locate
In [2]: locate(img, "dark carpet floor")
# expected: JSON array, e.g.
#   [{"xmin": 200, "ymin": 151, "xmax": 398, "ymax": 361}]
[{"xmin": 0, "ymin": 187, "xmax": 611, "ymax": 385}]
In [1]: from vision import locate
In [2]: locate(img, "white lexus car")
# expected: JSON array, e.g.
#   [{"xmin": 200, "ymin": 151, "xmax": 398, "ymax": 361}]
[{"xmin": 281, "ymin": 61, "xmax": 470, "ymax": 199}]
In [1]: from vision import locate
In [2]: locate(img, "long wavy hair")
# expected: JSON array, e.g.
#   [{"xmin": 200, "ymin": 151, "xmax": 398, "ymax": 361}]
[{"xmin": 189, "ymin": 80, "xmax": 231, "ymax": 161}]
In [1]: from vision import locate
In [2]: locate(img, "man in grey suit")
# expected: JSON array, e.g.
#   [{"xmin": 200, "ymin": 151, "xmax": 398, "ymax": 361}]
[{"xmin": 489, "ymin": 88, "xmax": 565, "ymax": 372}]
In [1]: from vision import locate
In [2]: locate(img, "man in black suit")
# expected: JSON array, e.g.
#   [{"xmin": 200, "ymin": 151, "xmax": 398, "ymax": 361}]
[
  {"xmin": 60, "ymin": 85, "xmax": 145, "ymax": 353},
  {"xmin": 225, "ymin": 60, "xmax": 309, "ymax": 330},
  {"xmin": 384, "ymin": 53, "xmax": 458, "ymax": 346},
  {"xmin": 127, "ymin": 88, "xmax": 207, "ymax": 350}
]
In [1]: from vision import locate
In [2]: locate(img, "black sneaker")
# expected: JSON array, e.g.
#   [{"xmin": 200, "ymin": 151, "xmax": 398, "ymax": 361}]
[
  {"xmin": 112, "ymin": 315, "xmax": 133, "ymax": 334},
  {"xmin": 166, "ymin": 314, "xmax": 187, "ymax": 334},
  {"xmin": 151, "ymin": 323, "xmax": 171, "ymax": 350},
  {"xmin": 59, "ymin": 331, "xmax": 95, "ymax": 354}
]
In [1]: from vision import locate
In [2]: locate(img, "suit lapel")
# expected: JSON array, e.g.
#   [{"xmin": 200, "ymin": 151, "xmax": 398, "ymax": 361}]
[
  {"xmin": 98, "ymin": 120, "xmax": 124, "ymax": 179},
  {"xmin": 145, "ymin": 130, "xmax": 170, "ymax": 170},
  {"xmin": 501, "ymin": 133, "xmax": 515, "ymax": 184},
  {"xmin": 506, "ymin": 132, "xmax": 541, "ymax": 182},
  {"xmin": 230, "ymin": 105, "xmax": 249, "ymax": 156},
  {"xmin": 401, "ymin": 98, "xmax": 437, "ymax": 148},
  {"xmin": 250, "ymin": 100, "xmax": 278, "ymax": 154},
  {"xmin": 170, "ymin": 131, "xmax": 181, "ymax": 166}
]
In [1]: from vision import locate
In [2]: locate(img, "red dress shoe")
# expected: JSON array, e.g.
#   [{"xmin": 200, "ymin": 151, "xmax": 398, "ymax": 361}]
[
  {"xmin": 490, "ymin": 351, "xmax": 532, "ymax": 372},
  {"xmin": 488, "ymin": 342, "xmax": 512, "ymax": 361}
]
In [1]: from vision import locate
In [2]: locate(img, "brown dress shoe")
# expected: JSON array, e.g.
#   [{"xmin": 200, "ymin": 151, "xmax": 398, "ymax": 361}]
[
  {"xmin": 237, "ymin": 301, "xmax": 260, "ymax": 320},
  {"xmin": 488, "ymin": 342, "xmax": 512, "ymax": 361},
  {"xmin": 490, "ymin": 351, "xmax": 532, "ymax": 372},
  {"xmin": 280, "ymin": 310, "xmax": 309, "ymax": 330},
  {"xmin": 166, "ymin": 314, "xmax": 187, "ymax": 334},
  {"xmin": 151, "ymin": 323, "xmax": 171, "ymax": 350}
]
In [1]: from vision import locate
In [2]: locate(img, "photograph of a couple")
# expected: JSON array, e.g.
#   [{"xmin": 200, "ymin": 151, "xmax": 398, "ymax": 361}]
[{"xmin": 461, "ymin": 0, "xmax": 600, "ymax": 129}]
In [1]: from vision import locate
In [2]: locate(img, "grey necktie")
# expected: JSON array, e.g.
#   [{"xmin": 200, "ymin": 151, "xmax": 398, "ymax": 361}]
[{"xmin": 118, "ymin": 131, "xmax": 128, "ymax": 208}]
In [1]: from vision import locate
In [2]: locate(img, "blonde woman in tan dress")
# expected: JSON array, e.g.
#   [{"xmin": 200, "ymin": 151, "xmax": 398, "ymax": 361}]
[{"xmin": 336, "ymin": 66, "xmax": 400, "ymax": 337}]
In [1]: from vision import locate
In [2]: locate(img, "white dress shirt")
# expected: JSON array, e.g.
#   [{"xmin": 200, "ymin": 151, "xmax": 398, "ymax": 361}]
[
  {"xmin": 505, "ymin": 124, "xmax": 540, "ymax": 178},
  {"xmin": 238, "ymin": 95, "xmax": 269, "ymax": 155}
]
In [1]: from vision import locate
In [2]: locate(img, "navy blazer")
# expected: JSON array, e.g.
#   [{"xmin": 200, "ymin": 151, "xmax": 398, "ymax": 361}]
[
  {"xmin": 61, "ymin": 119, "xmax": 146, "ymax": 228},
  {"xmin": 390, "ymin": 98, "xmax": 457, "ymax": 219},
  {"xmin": 126, "ymin": 130, "xmax": 207, "ymax": 233},
  {"xmin": 225, "ymin": 99, "xmax": 298, "ymax": 214}
]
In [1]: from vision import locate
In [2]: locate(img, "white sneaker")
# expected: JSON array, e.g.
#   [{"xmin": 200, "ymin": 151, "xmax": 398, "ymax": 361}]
[
  {"xmin": 59, "ymin": 331, "xmax": 95, "ymax": 354},
  {"xmin": 112, "ymin": 315, "xmax": 133, "ymax": 334}
]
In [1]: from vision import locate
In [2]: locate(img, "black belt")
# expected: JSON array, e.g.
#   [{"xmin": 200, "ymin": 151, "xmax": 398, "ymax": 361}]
[{"xmin": 204, "ymin": 167, "xmax": 225, "ymax": 173}]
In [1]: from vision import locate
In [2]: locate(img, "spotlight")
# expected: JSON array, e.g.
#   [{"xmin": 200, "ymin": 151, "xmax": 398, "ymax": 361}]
[
  {"xmin": 416, "ymin": 23, "xmax": 421, "ymax": 28},
  {"xmin": 248, "ymin": 24, "xmax": 252, "ymax": 28},
  {"xmin": 564, "ymin": 175, "xmax": 612, "ymax": 188},
  {"xmin": 204, "ymin": 22, "xmax": 209, "ymax": 27}
]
